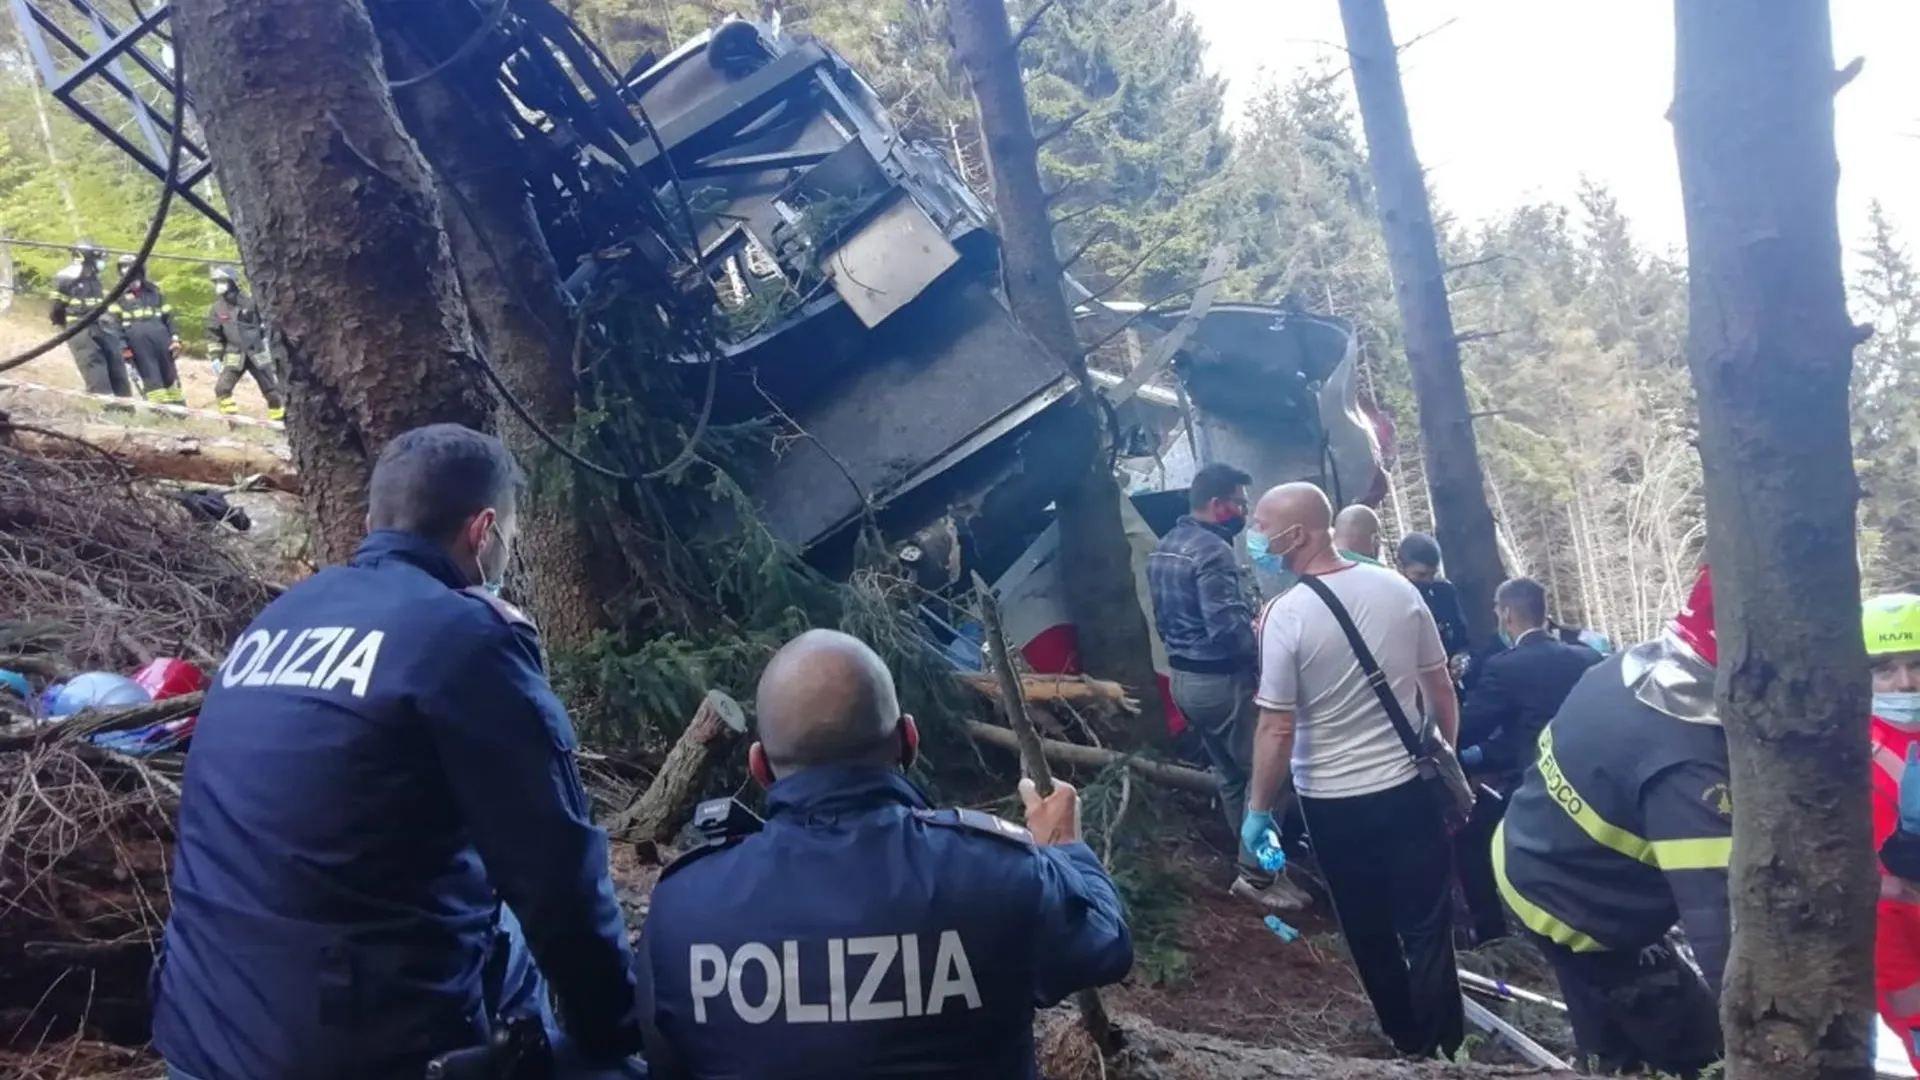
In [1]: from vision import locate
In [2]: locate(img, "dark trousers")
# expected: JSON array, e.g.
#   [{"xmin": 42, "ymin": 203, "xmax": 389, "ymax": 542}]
[
  {"xmin": 1170, "ymin": 667, "xmax": 1266, "ymax": 878},
  {"xmin": 125, "ymin": 320, "xmax": 179, "ymax": 396},
  {"xmin": 1530, "ymin": 932, "xmax": 1722, "ymax": 1077},
  {"xmin": 214, "ymin": 351, "xmax": 284, "ymax": 408},
  {"xmin": 1455, "ymin": 784, "xmax": 1510, "ymax": 943},
  {"xmin": 1301, "ymin": 779, "xmax": 1465, "ymax": 1058},
  {"xmin": 72, "ymin": 326, "xmax": 132, "ymax": 397}
]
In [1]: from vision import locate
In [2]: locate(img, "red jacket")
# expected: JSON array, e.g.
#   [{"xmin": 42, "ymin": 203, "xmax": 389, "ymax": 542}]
[{"xmin": 1871, "ymin": 715, "xmax": 1920, "ymax": 1070}]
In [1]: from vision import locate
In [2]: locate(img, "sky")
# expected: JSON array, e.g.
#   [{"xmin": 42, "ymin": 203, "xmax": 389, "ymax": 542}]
[{"xmin": 1176, "ymin": 0, "xmax": 1920, "ymax": 261}]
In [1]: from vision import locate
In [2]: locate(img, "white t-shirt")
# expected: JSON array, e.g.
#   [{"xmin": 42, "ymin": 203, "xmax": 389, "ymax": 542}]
[{"xmin": 1254, "ymin": 562, "xmax": 1449, "ymax": 799}]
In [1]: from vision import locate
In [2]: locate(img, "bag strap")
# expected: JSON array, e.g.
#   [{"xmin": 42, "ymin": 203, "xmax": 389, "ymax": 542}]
[{"xmin": 1293, "ymin": 574, "xmax": 1425, "ymax": 761}]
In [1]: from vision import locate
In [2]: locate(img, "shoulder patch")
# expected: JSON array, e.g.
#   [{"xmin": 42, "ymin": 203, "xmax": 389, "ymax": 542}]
[
  {"xmin": 1702, "ymin": 781, "xmax": 1733, "ymax": 818},
  {"xmin": 458, "ymin": 585, "xmax": 537, "ymax": 630},
  {"xmin": 913, "ymin": 807, "xmax": 1034, "ymax": 847},
  {"xmin": 656, "ymin": 835, "xmax": 747, "ymax": 884}
]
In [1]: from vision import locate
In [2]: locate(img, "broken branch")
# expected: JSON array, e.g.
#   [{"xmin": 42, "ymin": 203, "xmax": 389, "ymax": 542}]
[
  {"xmin": 0, "ymin": 691, "xmax": 204, "ymax": 753},
  {"xmin": 609, "ymin": 690, "xmax": 748, "ymax": 845},
  {"xmin": 963, "ymin": 720, "xmax": 1219, "ymax": 795}
]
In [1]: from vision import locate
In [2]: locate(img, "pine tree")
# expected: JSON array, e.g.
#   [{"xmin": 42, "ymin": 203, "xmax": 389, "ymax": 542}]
[{"xmin": 1852, "ymin": 201, "xmax": 1920, "ymax": 591}]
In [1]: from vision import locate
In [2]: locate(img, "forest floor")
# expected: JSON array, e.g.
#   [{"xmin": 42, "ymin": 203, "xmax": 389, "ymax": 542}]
[{"xmin": 0, "ymin": 354, "xmax": 1579, "ymax": 1078}]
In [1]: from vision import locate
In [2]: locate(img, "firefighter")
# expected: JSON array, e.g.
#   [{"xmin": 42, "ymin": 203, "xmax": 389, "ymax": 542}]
[
  {"xmin": 1865, "ymin": 593, "xmax": 1920, "ymax": 1073},
  {"xmin": 113, "ymin": 254, "xmax": 185, "ymax": 405},
  {"xmin": 1494, "ymin": 565, "xmax": 1727, "ymax": 1078},
  {"xmin": 48, "ymin": 240, "xmax": 132, "ymax": 398},
  {"xmin": 206, "ymin": 265, "xmax": 284, "ymax": 421}
]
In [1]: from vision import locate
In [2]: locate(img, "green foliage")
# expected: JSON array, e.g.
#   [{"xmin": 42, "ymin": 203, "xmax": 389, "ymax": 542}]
[{"xmin": 1851, "ymin": 200, "xmax": 1920, "ymax": 592}]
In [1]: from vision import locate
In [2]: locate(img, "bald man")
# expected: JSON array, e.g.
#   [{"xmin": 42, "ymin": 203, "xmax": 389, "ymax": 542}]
[
  {"xmin": 1332, "ymin": 504, "xmax": 1383, "ymax": 565},
  {"xmin": 1242, "ymin": 483, "xmax": 1465, "ymax": 1060},
  {"xmin": 636, "ymin": 630, "xmax": 1132, "ymax": 1080}
]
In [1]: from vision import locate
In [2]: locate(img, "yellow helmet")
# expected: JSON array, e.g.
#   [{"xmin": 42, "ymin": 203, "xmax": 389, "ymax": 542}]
[{"xmin": 1864, "ymin": 593, "xmax": 1920, "ymax": 657}]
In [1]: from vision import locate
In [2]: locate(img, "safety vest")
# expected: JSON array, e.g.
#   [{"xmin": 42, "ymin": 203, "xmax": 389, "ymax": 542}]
[{"xmin": 1496, "ymin": 652, "xmax": 1732, "ymax": 954}]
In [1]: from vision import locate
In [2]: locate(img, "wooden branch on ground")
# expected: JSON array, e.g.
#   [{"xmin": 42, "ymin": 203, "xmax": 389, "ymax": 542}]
[
  {"xmin": 609, "ymin": 690, "xmax": 747, "ymax": 845},
  {"xmin": 0, "ymin": 691, "xmax": 204, "ymax": 753},
  {"xmin": 963, "ymin": 721, "xmax": 1217, "ymax": 795},
  {"xmin": 957, "ymin": 672, "xmax": 1139, "ymax": 713},
  {"xmin": 8, "ymin": 418, "xmax": 298, "ymax": 493}
]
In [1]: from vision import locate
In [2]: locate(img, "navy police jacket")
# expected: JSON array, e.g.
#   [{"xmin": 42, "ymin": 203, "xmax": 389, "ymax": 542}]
[
  {"xmin": 151, "ymin": 530, "xmax": 641, "ymax": 1080},
  {"xmin": 639, "ymin": 766, "xmax": 1133, "ymax": 1079}
]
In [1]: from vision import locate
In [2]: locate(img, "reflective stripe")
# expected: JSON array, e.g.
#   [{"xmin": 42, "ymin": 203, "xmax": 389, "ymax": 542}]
[
  {"xmin": 1535, "ymin": 728, "xmax": 1656, "ymax": 864},
  {"xmin": 1876, "ymin": 744, "xmax": 1906, "ymax": 789},
  {"xmin": 1649, "ymin": 836, "xmax": 1732, "ymax": 871},
  {"xmin": 1492, "ymin": 820, "xmax": 1606, "ymax": 952},
  {"xmin": 1882, "ymin": 873, "xmax": 1920, "ymax": 905}
]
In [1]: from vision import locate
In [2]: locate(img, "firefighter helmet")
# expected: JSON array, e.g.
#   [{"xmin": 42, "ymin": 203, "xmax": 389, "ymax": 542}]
[
  {"xmin": 72, "ymin": 239, "xmax": 102, "ymax": 262},
  {"xmin": 210, "ymin": 264, "xmax": 238, "ymax": 286},
  {"xmin": 1865, "ymin": 594, "xmax": 1920, "ymax": 658},
  {"xmin": 117, "ymin": 253, "xmax": 137, "ymax": 273},
  {"xmin": 1669, "ymin": 565, "xmax": 1716, "ymax": 666}
]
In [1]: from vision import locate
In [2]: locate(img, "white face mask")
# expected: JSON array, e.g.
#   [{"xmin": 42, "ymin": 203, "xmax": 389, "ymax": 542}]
[
  {"xmin": 1878, "ymin": 691, "xmax": 1920, "ymax": 728},
  {"xmin": 477, "ymin": 521, "xmax": 510, "ymax": 598}
]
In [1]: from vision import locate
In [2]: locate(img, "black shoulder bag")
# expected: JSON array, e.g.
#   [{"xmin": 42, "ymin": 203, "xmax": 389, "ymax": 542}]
[{"xmin": 1294, "ymin": 574, "xmax": 1477, "ymax": 829}]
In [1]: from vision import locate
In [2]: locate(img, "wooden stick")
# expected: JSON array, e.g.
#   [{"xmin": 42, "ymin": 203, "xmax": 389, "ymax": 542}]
[
  {"xmin": 957, "ymin": 672, "xmax": 1138, "ymax": 712},
  {"xmin": 970, "ymin": 571, "xmax": 1119, "ymax": 1055},
  {"xmin": 963, "ymin": 720, "xmax": 1218, "ymax": 795}
]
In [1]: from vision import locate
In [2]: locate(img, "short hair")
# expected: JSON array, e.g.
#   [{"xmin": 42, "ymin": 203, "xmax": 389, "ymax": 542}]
[
  {"xmin": 1397, "ymin": 532, "xmax": 1442, "ymax": 569},
  {"xmin": 1189, "ymin": 462, "xmax": 1253, "ymax": 512},
  {"xmin": 1496, "ymin": 577, "xmax": 1548, "ymax": 626},
  {"xmin": 366, "ymin": 423, "xmax": 523, "ymax": 542}
]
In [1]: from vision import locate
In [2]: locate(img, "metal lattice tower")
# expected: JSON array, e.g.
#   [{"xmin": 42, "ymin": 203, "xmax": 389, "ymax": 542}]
[{"xmin": 7, "ymin": 0, "xmax": 229, "ymax": 232}]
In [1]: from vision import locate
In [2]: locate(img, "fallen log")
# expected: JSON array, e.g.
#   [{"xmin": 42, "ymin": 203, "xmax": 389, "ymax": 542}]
[
  {"xmin": 610, "ymin": 690, "xmax": 747, "ymax": 845},
  {"xmin": 8, "ymin": 417, "xmax": 298, "ymax": 493},
  {"xmin": 963, "ymin": 720, "xmax": 1218, "ymax": 796},
  {"xmin": 958, "ymin": 672, "xmax": 1139, "ymax": 713},
  {"xmin": 0, "ymin": 691, "xmax": 203, "ymax": 753}
]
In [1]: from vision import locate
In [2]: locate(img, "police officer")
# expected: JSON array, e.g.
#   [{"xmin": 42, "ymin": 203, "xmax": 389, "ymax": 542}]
[
  {"xmin": 114, "ymin": 253, "xmax": 186, "ymax": 405},
  {"xmin": 1495, "ymin": 566, "xmax": 1727, "ymax": 1078},
  {"xmin": 151, "ymin": 423, "xmax": 644, "ymax": 1080},
  {"xmin": 48, "ymin": 240, "xmax": 131, "ymax": 398},
  {"xmin": 638, "ymin": 629, "xmax": 1133, "ymax": 1079},
  {"xmin": 206, "ymin": 264, "xmax": 285, "ymax": 421}
]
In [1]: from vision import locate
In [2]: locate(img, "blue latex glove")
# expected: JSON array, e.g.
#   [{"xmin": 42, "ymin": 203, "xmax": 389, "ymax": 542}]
[
  {"xmin": 1901, "ymin": 745, "xmax": 1920, "ymax": 835},
  {"xmin": 1241, "ymin": 809, "xmax": 1275, "ymax": 859},
  {"xmin": 1460, "ymin": 745, "xmax": 1484, "ymax": 768}
]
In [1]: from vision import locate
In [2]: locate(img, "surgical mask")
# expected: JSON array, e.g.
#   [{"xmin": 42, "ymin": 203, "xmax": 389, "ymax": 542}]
[
  {"xmin": 1217, "ymin": 513, "xmax": 1246, "ymax": 539},
  {"xmin": 1244, "ymin": 529, "xmax": 1281, "ymax": 573},
  {"xmin": 1498, "ymin": 630, "xmax": 1514, "ymax": 649},
  {"xmin": 1877, "ymin": 691, "xmax": 1920, "ymax": 727},
  {"xmin": 477, "ymin": 521, "xmax": 510, "ymax": 598}
]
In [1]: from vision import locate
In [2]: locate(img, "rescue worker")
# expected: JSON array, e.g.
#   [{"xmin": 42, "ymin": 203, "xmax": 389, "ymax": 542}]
[
  {"xmin": 1495, "ymin": 565, "xmax": 1727, "ymax": 1077},
  {"xmin": 1864, "ymin": 594, "xmax": 1920, "ymax": 1072},
  {"xmin": 1396, "ymin": 533, "xmax": 1472, "ymax": 662},
  {"xmin": 637, "ymin": 629, "xmax": 1133, "ymax": 1079},
  {"xmin": 48, "ymin": 240, "xmax": 131, "ymax": 398},
  {"xmin": 205, "ymin": 264, "xmax": 284, "ymax": 421},
  {"xmin": 114, "ymin": 254, "xmax": 185, "ymax": 405},
  {"xmin": 1332, "ymin": 504, "xmax": 1384, "ymax": 565},
  {"xmin": 151, "ymin": 424, "xmax": 644, "ymax": 1080}
]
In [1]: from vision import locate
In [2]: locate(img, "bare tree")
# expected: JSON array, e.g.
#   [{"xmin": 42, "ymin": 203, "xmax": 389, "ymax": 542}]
[
  {"xmin": 1338, "ymin": 0, "xmax": 1505, "ymax": 644},
  {"xmin": 1671, "ymin": 3, "xmax": 1875, "ymax": 1077},
  {"xmin": 947, "ymin": 0, "xmax": 1166, "ymax": 742}
]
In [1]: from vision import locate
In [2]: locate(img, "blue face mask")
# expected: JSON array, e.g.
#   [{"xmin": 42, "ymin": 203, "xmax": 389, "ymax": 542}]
[
  {"xmin": 1878, "ymin": 691, "xmax": 1920, "ymax": 727},
  {"xmin": 1498, "ymin": 630, "xmax": 1514, "ymax": 649},
  {"xmin": 1244, "ymin": 529, "xmax": 1280, "ymax": 573}
]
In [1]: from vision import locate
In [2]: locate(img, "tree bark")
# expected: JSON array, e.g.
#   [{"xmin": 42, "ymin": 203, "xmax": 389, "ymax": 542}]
[
  {"xmin": 963, "ymin": 721, "xmax": 1218, "ymax": 795},
  {"xmin": 174, "ymin": 0, "xmax": 494, "ymax": 565},
  {"xmin": 947, "ymin": 0, "xmax": 1167, "ymax": 744},
  {"xmin": 1671, "ymin": 4, "xmax": 1876, "ymax": 1078},
  {"xmin": 7, "ymin": 419, "xmax": 298, "ymax": 492},
  {"xmin": 374, "ymin": 8, "xmax": 616, "ymax": 650},
  {"xmin": 1337, "ymin": 0, "xmax": 1505, "ymax": 647}
]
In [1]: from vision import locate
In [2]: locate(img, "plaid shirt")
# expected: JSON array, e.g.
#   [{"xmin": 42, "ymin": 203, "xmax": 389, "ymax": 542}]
[{"xmin": 1147, "ymin": 516, "xmax": 1257, "ymax": 672}]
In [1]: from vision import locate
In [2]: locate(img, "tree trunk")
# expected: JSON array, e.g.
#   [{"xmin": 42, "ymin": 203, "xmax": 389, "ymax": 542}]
[
  {"xmin": 175, "ymin": 0, "xmax": 494, "ymax": 564},
  {"xmin": 947, "ymin": 0, "xmax": 1167, "ymax": 744},
  {"xmin": 610, "ymin": 690, "xmax": 747, "ymax": 845},
  {"xmin": 1338, "ymin": 0, "xmax": 1505, "ymax": 647},
  {"xmin": 374, "ymin": 9, "xmax": 616, "ymax": 650},
  {"xmin": 1671, "ymin": 4, "xmax": 1876, "ymax": 1078}
]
